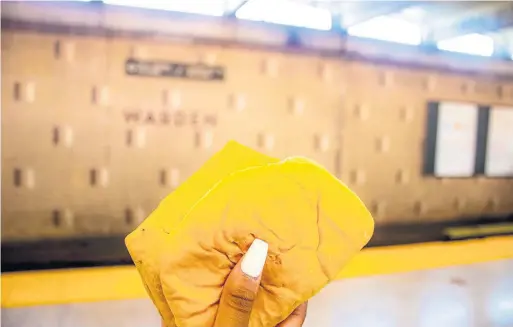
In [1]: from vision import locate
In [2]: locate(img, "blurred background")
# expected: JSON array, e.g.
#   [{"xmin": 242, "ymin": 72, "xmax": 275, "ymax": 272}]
[{"xmin": 1, "ymin": 1, "xmax": 513, "ymax": 326}]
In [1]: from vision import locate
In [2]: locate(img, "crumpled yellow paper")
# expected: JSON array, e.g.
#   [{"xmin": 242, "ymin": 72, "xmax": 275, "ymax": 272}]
[{"xmin": 126, "ymin": 141, "xmax": 374, "ymax": 327}]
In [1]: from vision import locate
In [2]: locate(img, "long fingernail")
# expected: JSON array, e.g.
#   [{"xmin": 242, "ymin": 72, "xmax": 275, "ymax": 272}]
[{"xmin": 241, "ymin": 239, "xmax": 268, "ymax": 278}]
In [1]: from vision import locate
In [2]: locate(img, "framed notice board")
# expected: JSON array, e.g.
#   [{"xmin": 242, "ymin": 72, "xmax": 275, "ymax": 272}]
[
  {"xmin": 424, "ymin": 101, "xmax": 480, "ymax": 177},
  {"xmin": 485, "ymin": 106, "xmax": 513, "ymax": 177}
]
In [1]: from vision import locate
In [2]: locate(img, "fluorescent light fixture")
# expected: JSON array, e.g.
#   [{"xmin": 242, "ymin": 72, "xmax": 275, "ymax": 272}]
[
  {"xmin": 437, "ymin": 33, "xmax": 494, "ymax": 57},
  {"xmin": 347, "ymin": 16, "xmax": 422, "ymax": 45},
  {"xmin": 103, "ymin": 0, "xmax": 227, "ymax": 16},
  {"xmin": 236, "ymin": 0, "xmax": 332, "ymax": 31}
]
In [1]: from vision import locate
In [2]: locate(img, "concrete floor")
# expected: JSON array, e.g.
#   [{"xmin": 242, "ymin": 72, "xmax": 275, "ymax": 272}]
[{"xmin": 3, "ymin": 259, "xmax": 512, "ymax": 327}]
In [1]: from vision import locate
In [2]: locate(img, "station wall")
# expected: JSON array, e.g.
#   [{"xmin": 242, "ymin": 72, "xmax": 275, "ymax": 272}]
[{"xmin": 2, "ymin": 29, "xmax": 513, "ymax": 240}]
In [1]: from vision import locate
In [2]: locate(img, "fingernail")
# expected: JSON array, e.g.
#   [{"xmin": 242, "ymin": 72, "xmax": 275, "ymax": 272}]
[{"xmin": 241, "ymin": 239, "xmax": 268, "ymax": 278}]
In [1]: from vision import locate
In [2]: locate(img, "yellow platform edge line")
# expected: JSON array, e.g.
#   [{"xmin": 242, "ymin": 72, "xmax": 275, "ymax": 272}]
[{"xmin": 2, "ymin": 236, "xmax": 512, "ymax": 308}]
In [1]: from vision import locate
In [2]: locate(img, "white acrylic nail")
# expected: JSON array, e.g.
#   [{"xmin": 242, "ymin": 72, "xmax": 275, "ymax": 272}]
[{"xmin": 241, "ymin": 239, "xmax": 268, "ymax": 278}]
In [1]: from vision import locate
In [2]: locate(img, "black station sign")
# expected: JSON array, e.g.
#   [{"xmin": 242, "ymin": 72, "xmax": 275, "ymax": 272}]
[{"xmin": 125, "ymin": 59, "xmax": 225, "ymax": 81}]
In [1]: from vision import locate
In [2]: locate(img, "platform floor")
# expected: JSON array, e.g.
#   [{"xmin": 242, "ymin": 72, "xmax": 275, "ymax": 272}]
[{"xmin": 3, "ymin": 259, "xmax": 512, "ymax": 327}]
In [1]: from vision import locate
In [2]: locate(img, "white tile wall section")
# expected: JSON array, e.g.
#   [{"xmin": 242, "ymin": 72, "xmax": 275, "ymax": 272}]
[
  {"xmin": 414, "ymin": 201, "xmax": 425, "ymax": 215},
  {"xmin": 461, "ymin": 80, "xmax": 476, "ymax": 94},
  {"xmin": 24, "ymin": 82, "xmax": 36, "ymax": 103},
  {"xmin": 195, "ymin": 130, "xmax": 214, "ymax": 149},
  {"xmin": 63, "ymin": 209, "xmax": 75, "ymax": 227},
  {"xmin": 425, "ymin": 75, "xmax": 436, "ymax": 91},
  {"xmin": 486, "ymin": 198, "xmax": 499, "ymax": 212},
  {"xmin": 25, "ymin": 168, "xmax": 35, "ymax": 189},
  {"xmin": 353, "ymin": 104, "xmax": 369, "ymax": 121},
  {"xmin": 129, "ymin": 45, "xmax": 146, "ymax": 58},
  {"xmin": 395, "ymin": 169, "xmax": 409, "ymax": 184},
  {"xmin": 453, "ymin": 198, "xmax": 466, "ymax": 211},
  {"xmin": 129, "ymin": 206, "xmax": 145, "ymax": 225},
  {"xmin": 399, "ymin": 106, "xmax": 414, "ymax": 122},
  {"xmin": 14, "ymin": 82, "xmax": 36, "ymax": 102},
  {"xmin": 289, "ymin": 97, "xmax": 305, "ymax": 116},
  {"xmin": 126, "ymin": 128, "xmax": 146, "ymax": 148},
  {"xmin": 63, "ymin": 126, "xmax": 74, "ymax": 147},
  {"xmin": 2, "ymin": 260, "xmax": 512, "ymax": 327},
  {"xmin": 55, "ymin": 40, "xmax": 75, "ymax": 62},
  {"xmin": 64, "ymin": 41, "xmax": 75, "ymax": 62},
  {"xmin": 257, "ymin": 133, "xmax": 275, "ymax": 151},
  {"xmin": 92, "ymin": 86, "xmax": 109, "ymax": 106},
  {"xmin": 370, "ymin": 201, "xmax": 386, "ymax": 220},
  {"xmin": 497, "ymin": 85, "xmax": 504, "ymax": 99},
  {"xmin": 53, "ymin": 126, "xmax": 74, "ymax": 147},
  {"xmin": 376, "ymin": 136, "xmax": 391, "ymax": 153},
  {"xmin": 314, "ymin": 134, "xmax": 330, "ymax": 152},
  {"xmin": 53, "ymin": 209, "xmax": 74, "ymax": 228},
  {"xmin": 229, "ymin": 93, "xmax": 246, "ymax": 112},
  {"xmin": 134, "ymin": 128, "xmax": 146, "ymax": 148},
  {"xmin": 199, "ymin": 52, "xmax": 217, "ymax": 65},
  {"xmin": 98, "ymin": 168, "xmax": 109, "ymax": 188},
  {"xmin": 380, "ymin": 70, "xmax": 394, "ymax": 87},
  {"xmin": 262, "ymin": 57, "xmax": 279, "ymax": 77},
  {"xmin": 163, "ymin": 89, "xmax": 181, "ymax": 109},
  {"xmin": 350, "ymin": 169, "xmax": 366, "ymax": 185},
  {"xmin": 13, "ymin": 82, "xmax": 21, "ymax": 101},
  {"xmin": 204, "ymin": 131, "xmax": 214, "ymax": 149},
  {"xmin": 169, "ymin": 168, "xmax": 180, "ymax": 188},
  {"xmin": 159, "ymin": 168, "xmax": 180, "ymax": 187},
  {"xmin": 318, "ymin": 62, "xmax": 332, "ymax": 82}
]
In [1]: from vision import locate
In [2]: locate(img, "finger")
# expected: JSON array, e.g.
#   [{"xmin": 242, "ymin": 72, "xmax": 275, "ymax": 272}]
[
  {"xmin": 214, "ymin": 239, "xmax": 268, "ymax": 327},
  {"xmin": 276, "ymin": 302, "xmax": 308, "ymax": 327}
]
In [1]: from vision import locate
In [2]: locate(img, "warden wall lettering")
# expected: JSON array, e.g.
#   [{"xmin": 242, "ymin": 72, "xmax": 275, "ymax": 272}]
[{"xmin": 124, "ymin": 110, "xmax": 218, "ymax": 127}]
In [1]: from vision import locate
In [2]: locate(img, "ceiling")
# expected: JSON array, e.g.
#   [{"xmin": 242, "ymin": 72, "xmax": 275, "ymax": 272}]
[
  {"xmin": 239, "ymin": 0, "xmax": 513, "ymax": 56},
  {"xmin": 6, "ymin": 0, "xmax": 513, "ymax": 57}
]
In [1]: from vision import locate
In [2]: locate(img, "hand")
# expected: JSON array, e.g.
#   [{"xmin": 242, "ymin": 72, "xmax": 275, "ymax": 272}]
[
  {"xmin": 214, "ymin": 239, "xmax": 307, "ymax": 327},
  {"xmin": 161, "ymin": 239, "xmax": 308, "ymax": 327}
]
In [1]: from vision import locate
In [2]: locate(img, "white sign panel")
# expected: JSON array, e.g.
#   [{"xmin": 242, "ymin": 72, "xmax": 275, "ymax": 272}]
[
  {"xmin": 434, "ymin": 102, "xmax": 478, "ymax": 177},
  {"xmin": 485, "ymin": 106, "xmax": 513, "ymax": 176}
]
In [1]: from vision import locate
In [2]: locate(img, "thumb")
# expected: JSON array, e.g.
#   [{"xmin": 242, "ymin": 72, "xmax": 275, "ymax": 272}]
[{"xmin": 214, "ymin": 239, "xmax": 268, "ymax": 327}]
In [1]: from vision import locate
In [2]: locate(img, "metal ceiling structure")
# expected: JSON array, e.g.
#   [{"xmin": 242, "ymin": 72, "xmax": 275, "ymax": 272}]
[
  {"xmin": 308, "ymin": 0, "xmax": 513, "ymax": 57},
  {"xmin": 305, "ymin": 1, "xmax": 513, "ymax": 35},
  {"xmin": 96, "ymin": 0, "xmax": 513, "ymax": 58},
  {"xmin": 3, "ymin": 0, "xmax": 513, "ymax": 59}
]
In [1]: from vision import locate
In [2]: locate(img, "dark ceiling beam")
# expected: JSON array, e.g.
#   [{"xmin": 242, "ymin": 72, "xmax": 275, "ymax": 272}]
[
  {"xmin": 330, "ymin": 12, "xmax": 346, "ymax": 35},
  {"xmin": 225, "ymin": 0, "xmax": 250, "ymax": 18},
  {"xmin": 426, "ymin": 2, "xmax": 513, "ymax": 42}
]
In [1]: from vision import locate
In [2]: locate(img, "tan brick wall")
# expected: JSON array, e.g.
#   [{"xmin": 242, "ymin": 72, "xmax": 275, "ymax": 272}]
[{"xmin": 2, "ymin": 30, "xmax": 513, "ymax": 241}]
